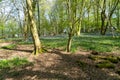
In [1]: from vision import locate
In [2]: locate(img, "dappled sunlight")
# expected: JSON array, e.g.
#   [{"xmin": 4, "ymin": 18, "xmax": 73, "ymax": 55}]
[{"xmin": 0, "ymin": 0, "xmax": 120, "ymax": 79}]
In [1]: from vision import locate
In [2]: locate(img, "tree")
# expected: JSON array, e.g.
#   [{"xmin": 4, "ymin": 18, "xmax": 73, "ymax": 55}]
[
  {"xmin": 66, "ymin": 0, "xmax": 78, "ymax": 52},
  {"xmin": 26, "ymin": 0, "xmax": 42, "ymax": 55},
  {"xmin": 37, "ymin": 0, "xmax": 41, "ymax": 36},
  {"xmin": 100, "ymin": 0, "xmax": 119, "ymax": 35}
]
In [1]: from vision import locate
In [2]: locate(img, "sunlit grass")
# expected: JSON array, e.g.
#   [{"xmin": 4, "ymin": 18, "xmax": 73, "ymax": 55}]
[
  {"xmin": 1, "ymin": 44, "xmax": 17, "ymax": 49},
  {"xmin": 8, "ymin": 35, "xmax": 120, "ymax": 53},
  {"xmin": 0, "ymin": 57, "xmax": 30, "ymax": 69},
  {"xmin": 18, "ymin": 41, "xmax": 33, "ymax": 45},
  {"xmin": 73, "ymin": 36, "xmax": 120, "ymax": 52},
  {"xmin": 41, "ymin": 35, "xmax": 120, "ymax": 53},
  {"xmin": 41, "ymin": 38, "xmax": 67, "ymax": 49}
]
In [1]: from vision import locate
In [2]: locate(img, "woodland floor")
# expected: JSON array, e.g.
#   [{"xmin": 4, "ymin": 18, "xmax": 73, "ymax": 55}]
[{"xmin": 0, "ymin": 42, "xmax": 120, "ymax": 80}]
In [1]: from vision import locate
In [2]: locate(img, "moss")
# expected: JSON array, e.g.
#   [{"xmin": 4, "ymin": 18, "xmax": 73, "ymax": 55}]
[
  {"xmin": 88, "ymin": 55, "xmax": 97, "ymax": 60},
  {"xmin": 88, "ymin": 55, "xmax": 119, "ymax": 64},
  {"xmin": 104, "ymin": 56, "xmax": 119, "ymax": 63},
  {"xmin": 96, "ymin": 61, "xmax": 115, "ymax": 69},
  {"xmin": 88, "ymin": 55, "xmax": 105, "ymax": 60}
]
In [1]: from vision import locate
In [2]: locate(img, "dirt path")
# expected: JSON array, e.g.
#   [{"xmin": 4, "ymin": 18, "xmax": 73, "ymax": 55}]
[
  {"xmin": 0, "ymin": 44, "xmax": 120, "ymax": 80},
  {"xmin": 0, "ymin": 42, "xmax": 12, "ymax": 48}
]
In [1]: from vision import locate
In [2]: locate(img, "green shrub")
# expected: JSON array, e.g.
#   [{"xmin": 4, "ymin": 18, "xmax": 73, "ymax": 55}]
[
  {"xmin": 71, "ymin": 48, "xmax": 77, "ymax": 53},
  {"xmin": 0, "ymin": 59, "xmax": 10, "ymax": 69}
]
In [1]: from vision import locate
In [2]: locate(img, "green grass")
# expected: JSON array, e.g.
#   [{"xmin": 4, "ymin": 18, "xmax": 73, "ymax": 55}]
[
  {"xmin": 0, "ymin": 39, "xmax": 5, "ymax": 43},
  {"xmin": 6, "ymin": 35, "xmax": 120, "ymax": 53},
  {"xmin": 40, "ymin": 35, "xmax": 120, "ymax": 53},
  {"xmin": 73, "ymin": 36, "xmax": 120, "ymax": 52},
  {"xmin": 41, "ymin": 38, "xmax": 67, "ymax": 49},
  {"xmin": 1, "ymin": 44, "xmax": 17, "ymax": 49},
  {"xmin": 0, "ymin": 57, "xmax": 30, "ymax": 69},
  {"xmin": 18, "ymin": 41, "xmax": 33, "ymax": 45}
]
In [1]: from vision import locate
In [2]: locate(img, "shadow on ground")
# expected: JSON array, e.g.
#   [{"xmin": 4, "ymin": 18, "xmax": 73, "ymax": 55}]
[
  {"xmin": 1, "ymin": 47, "xmax": 33, "ymax": 53},
  {"xmin": 0, "ymin": 49, "xmax": 120, "ymax": 80}
]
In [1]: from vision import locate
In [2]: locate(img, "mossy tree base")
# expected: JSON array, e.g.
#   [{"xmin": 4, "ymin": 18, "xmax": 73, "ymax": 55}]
[{"xmin": 32, "ymin": 47, "xmax": 42, "ymax": 55}]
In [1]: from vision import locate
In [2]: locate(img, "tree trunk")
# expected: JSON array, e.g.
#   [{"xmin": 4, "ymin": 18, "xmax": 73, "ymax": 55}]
[
  {"xmin": 100, "ymin": 0, "xmax": 107, "ymax": 35},
  {"xmin": 26, "ymin": 0, "xmax": 42, "ymax": 55},
  {"xmin": 100, "ymin": 0, "xmax": 119, "ymax": 35},
  {"xmin": 67, "ymin": 32, "xmax": 72, "ymax": 52},
  {"xmin": 23, "ymin": 9, "xmax": 29, "ymax": 41},
  {"xmin": 37, "ymin": 0, "xmax": 41, "ymax": 36},
  {"xmin": 76, "ymin": 0, "xmax": 85, "ymax": 36},
  {"xmin": 100, "ymin": 11, "xmax": 108, "ymax": 35},
  {"xmin": 117, "ymin": 7, "xmax": 119, "ymax": 29},
  {"xmin": 96, "ymin": 0, "xmax": 99, "ymax": 28}
]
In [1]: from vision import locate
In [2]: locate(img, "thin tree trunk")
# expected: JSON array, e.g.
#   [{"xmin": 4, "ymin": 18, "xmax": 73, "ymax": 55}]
[
  {"xmin": 96, "ymin": 0, "xmax": 99, "ymax": 28},
  {"xmin": 18, "ymin": 10, "xmax": 23, "ymax": 37},
  {"xmin": 67, "ymin": 32, "xmax": 72, "ymax": 52},
  {"xmin": 2, "ymin": 28, "xmax": 4, "ymax": 38},
  {"xmin": 23, "ymin": 9, "xmax": 29, "ymax": 40},
  {"xmin": 76, "ymin": 0, "xmax": 85, "ymax": 36},
  {"xmin": 66, "ymin": 0, "xmax": 73, "ymax": 52},
  {"xmin": 117, "ymin": 7, "xmax": 119, "ymax": 29},
  {"xmin": 37, "ymin": 0, "xmax": 41, "ymax": 36}
]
